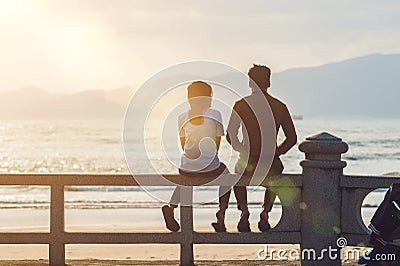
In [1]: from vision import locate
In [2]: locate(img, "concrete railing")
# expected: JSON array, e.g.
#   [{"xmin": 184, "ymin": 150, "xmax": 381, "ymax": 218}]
[{"xmin": 0, "ymin": 132, "xmax": 398, "ymax": 266}]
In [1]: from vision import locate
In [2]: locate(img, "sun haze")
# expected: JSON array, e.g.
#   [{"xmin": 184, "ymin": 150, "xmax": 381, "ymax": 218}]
[{"xmin": 0, "ymin": 0, "xmax": 399, "ymax": 92}]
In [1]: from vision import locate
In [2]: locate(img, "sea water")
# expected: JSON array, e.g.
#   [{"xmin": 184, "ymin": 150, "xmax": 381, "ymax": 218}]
[{"xmin": 0, "ymin": 118, "xmax": 399, "ymax": 226}]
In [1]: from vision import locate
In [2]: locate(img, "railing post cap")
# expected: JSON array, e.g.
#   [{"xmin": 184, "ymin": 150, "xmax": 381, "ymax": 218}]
[
  {"xmin": 299, "ymin": 131, "xmax": 349, "ymax": 155},
  {"xmin": 306, "ymin": 131, "xmax": 342, "ymax": 141}
]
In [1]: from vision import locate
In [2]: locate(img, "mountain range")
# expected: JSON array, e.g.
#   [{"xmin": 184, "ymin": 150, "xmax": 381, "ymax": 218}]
[
  {"xmin": 0, "ymin": 53, "xmax": 398, "ymax": 119},
  {"xmin": 271, "ymin": 53, "xmax": 399, "ymax": 118},
  {"xmin": 0, "ymin": 86, "xmax": 134, "ymax": 119}
]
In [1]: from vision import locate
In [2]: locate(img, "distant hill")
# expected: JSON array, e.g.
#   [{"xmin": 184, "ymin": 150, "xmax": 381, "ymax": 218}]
[
  {"xmin": 0, "ymin": 86, "xmax": 134, "ymax": 119},
  {"xmin": 0, "ymin": 54, "xmax": 399, "ymax": 119},
  {"xmin": 271, "ymin": 53, "xmax": 400, "ymax": 118}
]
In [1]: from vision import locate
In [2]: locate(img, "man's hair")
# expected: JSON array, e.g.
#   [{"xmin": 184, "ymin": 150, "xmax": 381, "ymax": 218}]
[{"xmin": 248, "ymin": 64, "xmax": 271, "ymax": 90}]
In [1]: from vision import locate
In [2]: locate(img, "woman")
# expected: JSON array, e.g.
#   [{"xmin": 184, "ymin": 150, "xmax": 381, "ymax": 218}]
[{"xmin": 161, "ymin": 81, "xmax": 229, "ymax": 232}]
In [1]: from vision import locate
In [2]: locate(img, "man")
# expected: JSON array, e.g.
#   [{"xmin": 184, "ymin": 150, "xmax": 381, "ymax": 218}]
[{"xmin": 217, "ymin": 64, "xmax": 297, "ymax": 232}]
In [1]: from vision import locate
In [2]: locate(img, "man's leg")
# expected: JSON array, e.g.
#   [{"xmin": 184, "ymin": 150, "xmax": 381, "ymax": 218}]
[
  {"xmin": 257, "ymin": 187, "xmax": 276, "ymax": 231},
  {"xmin": 233, "ymin": 185, "xmax": 251, "ymax": 232},
  {"xmin": 258, "ymin": 158, "xmax": 283, "ymax": 231},
  {"xmin": 233, "ymin": 186, "xmax": 248, "ymax": 211},
  {"xmin": 262, "ymin": 187, "xmax": 276, "ymax": 213}
]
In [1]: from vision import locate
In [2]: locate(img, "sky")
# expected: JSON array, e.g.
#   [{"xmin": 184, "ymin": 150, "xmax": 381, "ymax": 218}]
[{"xmin": 0, "ymin": 0, "xmax": 399, "ymax": 92}]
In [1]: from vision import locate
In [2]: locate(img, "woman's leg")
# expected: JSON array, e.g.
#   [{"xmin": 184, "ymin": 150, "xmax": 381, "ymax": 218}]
[
  {"xmin": 161, "ymin": 186, "xmax": 180, "ymax": 232},
  {"xmin": 211, "ymin": 186, "xmax": 231, "ymax": 232},
  {"xmin": 209, "ymin": 163, "xmax": 230, "ymax": 232},
  {"xmin": 217, "ymin": 186, "xmax": 231, "ymax": 224},
  {"xmin": 169, "ymin": 186, "xmax": 180, "ymax": 208}
]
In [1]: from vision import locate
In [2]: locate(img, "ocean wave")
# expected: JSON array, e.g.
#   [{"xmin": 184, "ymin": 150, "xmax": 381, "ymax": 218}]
[{"xmin": 343, "ymin": 153, "xmax": 400, "ymax": 161}]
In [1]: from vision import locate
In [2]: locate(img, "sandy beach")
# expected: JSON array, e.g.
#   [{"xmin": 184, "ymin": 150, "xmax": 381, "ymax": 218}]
[
  {"xmin": 0, "ymin": 259, "xmax": 363, "ymax": 265},
  {"xmin": 0, "ymin": 209, "xmax": 371, "ymax": 265},
  {"xmin": 0, "ymin": 224, "xmax": 300, "ymax": 261},
  {"xmin": 0, "ymin": 239, "xmax": 367, "ymax": 265}
]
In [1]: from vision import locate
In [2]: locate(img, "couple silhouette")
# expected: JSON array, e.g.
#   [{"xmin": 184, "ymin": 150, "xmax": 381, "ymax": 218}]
[{"xmin": 162, "ymin": 64, "xmax": 297, "ymax": 233}]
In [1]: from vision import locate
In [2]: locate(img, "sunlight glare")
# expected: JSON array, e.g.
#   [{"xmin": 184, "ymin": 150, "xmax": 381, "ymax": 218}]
[{"xmin": 0, "ymin": 0, "xmax": 20, "ymax": 17}]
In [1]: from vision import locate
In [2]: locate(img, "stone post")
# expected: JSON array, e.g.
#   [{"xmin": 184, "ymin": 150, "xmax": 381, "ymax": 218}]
[
  {"xmin": 299, "ymin": 132, "xmax": 348, "ymax": 265},
  {"xmin": 49, "ymin": 180, "xmax": 65, "ymax": 266},
  {"xmin": 180, "ymin": 186, "xmax": 194, "ymax": 266}
]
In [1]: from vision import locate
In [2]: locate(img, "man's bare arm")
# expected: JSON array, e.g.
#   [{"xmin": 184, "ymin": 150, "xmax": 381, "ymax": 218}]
[{"xmin": 276, "ymin": 105, "xmax": 297, "ymax": 156}]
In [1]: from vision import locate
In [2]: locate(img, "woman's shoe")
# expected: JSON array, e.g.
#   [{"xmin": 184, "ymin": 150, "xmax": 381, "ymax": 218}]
[
  {"xmin": 162, "ymin": 205, "xmax": 180, "ymax": 232},
  {"xmin": 212, "ymin": 209, "xmax": 227, "ymax": 232},
  {"xmin": 211, "ymin": 222, "xmax": 227, "ymax": 232}
]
